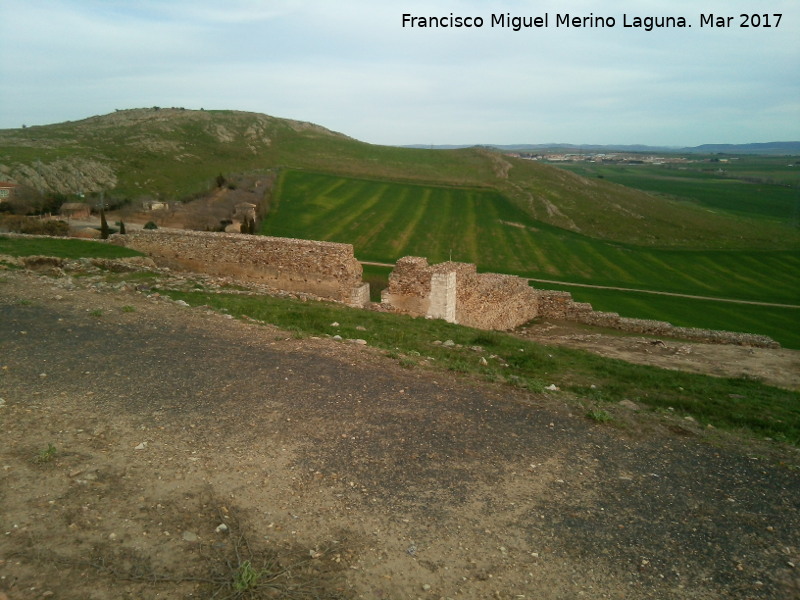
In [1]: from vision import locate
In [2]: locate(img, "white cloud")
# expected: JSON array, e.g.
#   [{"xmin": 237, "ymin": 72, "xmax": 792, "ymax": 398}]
[{"xmin": 0, "ymin": 0, "xmax": 798, "ymax": 144}]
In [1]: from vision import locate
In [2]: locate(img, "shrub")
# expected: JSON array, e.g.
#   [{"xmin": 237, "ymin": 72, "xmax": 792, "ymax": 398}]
[
  {"xmin": 0, "ymin": 215, "xmax": 69, "ymax": 236},
  {"xmin": 41, "ymin": 220, "xmax": 70, "ymax": 236},
  {"xmin": 143, "ymin": 221, "xmax": 158, "ymax": 230}
]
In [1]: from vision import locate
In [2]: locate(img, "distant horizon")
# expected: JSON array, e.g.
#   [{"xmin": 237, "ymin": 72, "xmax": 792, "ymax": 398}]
[{"xmin": 3, "ymin": 106, "xmax": 799, "ymax": 152}]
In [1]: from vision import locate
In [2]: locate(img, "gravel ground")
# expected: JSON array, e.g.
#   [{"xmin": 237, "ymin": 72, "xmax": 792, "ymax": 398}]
[{"xmin": 1, "ymin": 268, "xmax": 799, "ymax": 599}]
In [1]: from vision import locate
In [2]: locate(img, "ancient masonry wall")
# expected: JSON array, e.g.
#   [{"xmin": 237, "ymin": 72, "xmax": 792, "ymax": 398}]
[
  {"xmin": 1, "ymin": 231, "xmax": 780, "ymax": 347},
  {"xmin": 532, "ymin": 288, "xmax": 778, "ymax": 346},
  {"xmin": 112, "ymin": 229, "xmax": 370, "ymax": 307},
  {"xmin": 381, "ymin": 256, "xmax": 435, "ymax": 317},
  {"xmin": 381, "ymin": 257, "xmax": 540, "ymax": 330},
  {"xmin": 381, "ymin": 256, "xmax": 779, "ymax": 347},
  {"xmin": 455, "ymin": 267, "xmax": 541, "ymax": 330}
]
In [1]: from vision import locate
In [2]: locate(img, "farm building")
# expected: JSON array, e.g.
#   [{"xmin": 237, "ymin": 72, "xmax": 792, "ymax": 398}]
[
  {"xmin": 59, "ymin": 202, "xmax": 92, "ymax": 219},
  {"xmin": 234, "ymin": 202, "xmax": 257, "ymax": 220},
  {"xmin": 142, "ymin": 200, "xmax": 168, "ymax": 211}
]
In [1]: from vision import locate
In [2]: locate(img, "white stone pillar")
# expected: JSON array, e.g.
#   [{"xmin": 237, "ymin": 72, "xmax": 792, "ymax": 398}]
[{"xmin": 428, "ymin": 271, "xmax": 457, "ymax": 323}]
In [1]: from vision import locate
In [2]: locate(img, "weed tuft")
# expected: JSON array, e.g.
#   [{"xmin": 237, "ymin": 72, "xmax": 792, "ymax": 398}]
[
  {"xmin": 397, "ymin": 356, "xmax": 417, "ymax": 369},
  {"xmin": 54, "ymin": 504, "xmax": 349, "ymax": 599},
  {"xmin": 232, "ymin": 560, "xmax": 263, "ymax": 592},
  {"xmin": 34, "ymin": 443, "xmax": 58, "ymax": 463},
  {"xmin": 586, "ymin": 409, "xmax": 614, "ymax": 423},
  {"xmin": 517, "ymin": 378, "xmax": 548, "ymax": 393}
]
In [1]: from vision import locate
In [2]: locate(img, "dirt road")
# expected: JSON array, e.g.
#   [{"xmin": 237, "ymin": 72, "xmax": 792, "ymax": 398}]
[{"xmin": 1, "ymin": 269, "xmax": 799, "ymax": 599}]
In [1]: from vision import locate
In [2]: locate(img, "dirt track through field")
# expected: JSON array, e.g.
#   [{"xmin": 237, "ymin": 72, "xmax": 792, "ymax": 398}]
[
  {"xmin": 1, "ymin": 270, "xmax": 799, "ymax": 599},
  {"xmin": 524, "ymin": 277, "xmax": 800, "ymax": 309}
]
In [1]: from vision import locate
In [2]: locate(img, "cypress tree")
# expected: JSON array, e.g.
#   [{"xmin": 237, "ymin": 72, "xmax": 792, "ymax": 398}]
[{"xmin": 100, "ymin": 207, "xmax": 110, "ymax": 239}]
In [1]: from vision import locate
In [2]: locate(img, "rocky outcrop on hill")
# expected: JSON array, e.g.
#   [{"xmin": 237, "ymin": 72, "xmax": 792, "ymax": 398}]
[
  {"xmin": 0, "ymin": 157, "xmax": 117, "ymax": 195},
  {"xmin": 0, "ymin": 107, "xmax": 350, "ymax": 197}
]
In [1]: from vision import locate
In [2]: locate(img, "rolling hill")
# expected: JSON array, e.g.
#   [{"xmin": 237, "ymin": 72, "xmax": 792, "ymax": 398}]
[
  {"xmin": 1, "ymin": 107, "xmax": 797, "ymax": 250},
  {"xmin": 2, "ymin": 107, "xmax": 798, "ymax": 345}
]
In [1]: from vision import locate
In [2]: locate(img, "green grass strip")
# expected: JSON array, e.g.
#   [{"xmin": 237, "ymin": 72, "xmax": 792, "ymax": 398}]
[
  {"xmin": 0, "ymin": 235, "xmax": 143, "ymax": 260},
  {"xmin": 160, "ymin": 288, "xmax": 800, "ymax": 446}
]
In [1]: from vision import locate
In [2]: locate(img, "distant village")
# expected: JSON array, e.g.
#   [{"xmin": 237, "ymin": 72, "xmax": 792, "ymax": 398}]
[{"xmin": 506, "ymin": 152, "xmax": 738, "ymax": 166}]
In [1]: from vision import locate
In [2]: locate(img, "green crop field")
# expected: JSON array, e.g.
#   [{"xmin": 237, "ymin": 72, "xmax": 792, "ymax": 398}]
[
  {"xmin": 558, "ymin": 158, "xmax": 800, "ymax": 222},
  {"xmin": 264, "ymin": 170, "xmax": 493, "ymax": 265},
  {"xmin": 263, "ymin": 170, "xmax": 800, "ymax": 302},
  {"xmin": 262, "ymin": 169, "xmax": 800, "ymax": 346},
  {"xmin": 0, "ymin": 235, "xmax": 143, "ymax": 260}
]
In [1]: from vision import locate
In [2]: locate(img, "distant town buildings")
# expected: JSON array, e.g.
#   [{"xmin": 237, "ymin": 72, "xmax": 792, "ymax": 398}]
[
  {"xmin": 508, "ymin": 152, "xmax": 694, "ymax": 165},
  {"xmin": 142, "ymin": 200, "xmax": 168, "ymax": 211},
  {"xmin": 0, "ymin": 181, "xmax": 19, "ymax": 203}
]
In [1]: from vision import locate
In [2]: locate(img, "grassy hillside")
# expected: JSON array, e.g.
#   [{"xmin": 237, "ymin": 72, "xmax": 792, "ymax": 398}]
[{"xmin": 1, "ymin": 108, "xmax": 797, "ymax": 250}]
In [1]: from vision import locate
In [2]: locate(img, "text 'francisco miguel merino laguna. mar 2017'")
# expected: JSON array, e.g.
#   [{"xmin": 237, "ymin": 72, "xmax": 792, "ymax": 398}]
[{"xmin": 401, "ymin": 12, "xmax": 783, "ymax": 31}]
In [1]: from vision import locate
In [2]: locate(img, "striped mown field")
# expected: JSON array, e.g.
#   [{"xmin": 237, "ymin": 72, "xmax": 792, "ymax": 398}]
[{"xmin": 263, "ymin": 170, "xmax": 800, "ymax": 305}]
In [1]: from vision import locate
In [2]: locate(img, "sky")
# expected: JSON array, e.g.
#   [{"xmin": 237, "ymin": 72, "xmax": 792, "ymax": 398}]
[{"xmin": 1, "ymin": 0, "xmax": 798, "ymax": 147}]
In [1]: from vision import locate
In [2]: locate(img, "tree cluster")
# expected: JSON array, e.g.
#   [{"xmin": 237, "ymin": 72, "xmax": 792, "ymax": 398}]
[
  {"xmin": 0, "ymin": 186, "xmax": 68, "ymax": 216},
  {"xmin": 0, "ymin": 214, "xmax": 69, "ymax": 236}
]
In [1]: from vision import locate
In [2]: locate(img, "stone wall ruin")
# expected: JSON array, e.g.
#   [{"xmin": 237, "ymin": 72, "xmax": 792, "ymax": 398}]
[
  {"xmin": 381, "ymin": 257, "xmax": 540, "ymax": 330},
  {"xmin": 103, "ymin": 230, "xmax": 778, "ymax": 347},
  {"xmin": 112, "ymin": 229, "xmax": 370, "ymax": 307},
  {"xmin": 380, "ymin": 256, "xmax": 779, "ymax": 348}
]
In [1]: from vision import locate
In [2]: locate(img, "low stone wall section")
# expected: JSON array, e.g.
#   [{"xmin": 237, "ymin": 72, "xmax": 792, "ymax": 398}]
[
  {"xmin": 456, "ymin": 270, "xmax": 540, "ymax": 330},
  {"xmin": 381, "ymin": 255, "xmax": 779, "ymax": 347},
  {"xmin": 541, "ymin": 293, "xmax": 779, "ymax": 348},
  {"xmin": 111, "ymin": 229, "xmax": 369, "ymax": 306},
  {"xmin": 382, "ymin": 257, "xmax": 540, "ymax": 330},
  {"xmin": 381, "ymin": 256, "xmax": 435, "ymax": 316}
]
